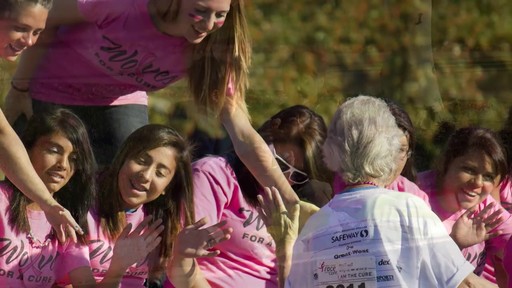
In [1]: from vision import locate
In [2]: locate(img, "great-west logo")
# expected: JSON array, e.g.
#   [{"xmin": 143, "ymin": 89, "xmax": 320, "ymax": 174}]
[{"xmin": 331, "ymin": 229, "xmax": 369, "ymax": 243}]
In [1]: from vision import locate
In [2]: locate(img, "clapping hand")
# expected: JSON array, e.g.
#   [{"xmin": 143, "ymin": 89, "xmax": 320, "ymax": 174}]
[
  {"xmin": 174, "ymin": 218, "xmax": 233, "ymax": 258},
  {"xmin": 450, "ymin": 202, "xmax": 504, "ymax": 249}
]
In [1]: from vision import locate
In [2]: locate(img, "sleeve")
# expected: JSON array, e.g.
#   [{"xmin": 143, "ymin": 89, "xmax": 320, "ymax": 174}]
[
  {"xmin": 407, "ymin": 197, "xmax": 474, "ymax": 288},
  {"xmin": 77, "ymin": 0, "xmax": 125, "ymax": 25},
  {"xmin": 192, "ymin": 158, "xmax": 233, "ymax": 224},
  {"xmin": 55, "ymin": 241, "xmax": 91, "ymax": 285}
]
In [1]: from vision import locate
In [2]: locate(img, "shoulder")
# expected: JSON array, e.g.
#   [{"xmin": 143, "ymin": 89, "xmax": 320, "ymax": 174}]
[
  {"xmin": 192, "ymin": 156, "xmax": 234, "ymax": 177},
  {"xmin": 390, "ymin": 175, "xmax": 430, "ymax": 204}
]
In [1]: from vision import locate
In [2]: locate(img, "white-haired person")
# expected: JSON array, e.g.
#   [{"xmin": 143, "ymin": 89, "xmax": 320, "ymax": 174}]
[{"xmin": 280, "ymin": 95, "xmax": 496, "ymax": 287}]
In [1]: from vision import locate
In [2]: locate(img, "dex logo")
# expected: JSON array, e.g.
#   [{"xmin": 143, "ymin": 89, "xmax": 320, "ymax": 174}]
[{"xmin": 378, "ymin": 259, "xmax": 391, "ymax": 266}]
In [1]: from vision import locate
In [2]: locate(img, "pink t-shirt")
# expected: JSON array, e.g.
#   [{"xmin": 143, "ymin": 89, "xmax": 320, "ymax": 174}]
[
  {"xmin": 498, "ymin": 175, "xmax": 512, "ymax": 212},
  {"xmin": 0, "ymin": 182, "xmax": 89, "ymax": 287},
  {"xmin": 86, "ymin": 208, "xmax": 148, "ymax": 287},
  {"xmin": 332, "ymin": 172, "xmax": 430, "ymax": 205},
  {"xmin": 30, "ymin": 0, "xmax": 189, "ymax": 106},
  {"xmin": 504, "ymin": 237, "xmax": 512, "ymax": 287},
  {"xmin": 166, "ymin": 156, "xmax": 277, "ymax": 288},
  {"xmin": 417, "ymin": 170, "xmax": 512, "ymax": 276}
]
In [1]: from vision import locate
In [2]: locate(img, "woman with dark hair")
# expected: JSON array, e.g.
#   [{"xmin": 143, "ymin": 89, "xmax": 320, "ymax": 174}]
[
  {"xmin": 1, "ymin": 108, "xmax": 162, "ymax": 287},
  {"xmin": 168, "ymin": 105, "xmax": 328, "ymax": 288},
  {"xmin": 1, "ymin": 0, "xmax": 83, "ymax": 243},
  {"xmin": 71, "ymin": 124, "xmax": 232, "ymax": 287},
  {"xmin": 417, "ymin": 127, "xmax": 512, "ymax": 286}
]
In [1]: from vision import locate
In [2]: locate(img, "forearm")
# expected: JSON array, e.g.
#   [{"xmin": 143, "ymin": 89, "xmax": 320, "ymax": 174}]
[
  {"xmin": 275, "ymin": 240, "xmax": 295, "ymax": 288},
  {"xmin": 0, "ymin": 112, "xmax": 54, "ymax": 207},
  {"xmin": 167, "ymin": 255, "xmax": 210, "ymax": 288},
  {"xmin": 220, "ymin": 105, "xmax": 299, "ymax": 208}
]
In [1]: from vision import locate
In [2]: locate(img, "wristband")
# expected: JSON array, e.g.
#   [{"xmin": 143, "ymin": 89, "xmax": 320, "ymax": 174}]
[{"xmin": 10, "ymin": 81, "xmax": 29, "ymax": 93}]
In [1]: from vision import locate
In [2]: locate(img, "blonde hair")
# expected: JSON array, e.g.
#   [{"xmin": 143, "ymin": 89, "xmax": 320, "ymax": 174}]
[{"xmin": 189, "ymin": 0, "xmax": 251, "ymax": 115}]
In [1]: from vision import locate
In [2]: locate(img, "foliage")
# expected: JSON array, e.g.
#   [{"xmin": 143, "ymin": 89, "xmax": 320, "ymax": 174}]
[{"xmin": 1, "ymin": 0, "xmax": 511, "ymax": 171}]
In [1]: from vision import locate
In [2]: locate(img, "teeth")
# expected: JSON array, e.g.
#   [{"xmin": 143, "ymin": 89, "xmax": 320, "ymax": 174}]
[
  {"xmin": 130, "ymin": 179, "xmax": 147, "ymax": 192},
  {"xmin": 464, "ymin": 191, "xmax": 477, "ymax": 197},
  {"xmin": 9, "ymin": 43, "xmax": 24, "ymax": 52}
]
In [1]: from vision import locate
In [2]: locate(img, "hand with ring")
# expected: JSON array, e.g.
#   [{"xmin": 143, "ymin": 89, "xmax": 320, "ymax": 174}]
[
  {"xmin": 174, "ymin": 217, "xmax": 233, "ymax": 258},
  {"xmin": 257, "ymin": 186, "xmax": 300, "ymax": 245}
]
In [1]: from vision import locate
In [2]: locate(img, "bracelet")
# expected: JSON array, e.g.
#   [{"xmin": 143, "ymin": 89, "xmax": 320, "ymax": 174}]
[{"xmin": 10, "ymin": 81, "xmax": 29, "ymax": 93}]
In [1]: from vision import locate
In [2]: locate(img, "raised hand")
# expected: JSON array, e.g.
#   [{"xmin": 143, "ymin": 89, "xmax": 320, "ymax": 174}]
[
  {"xmin": 111, "ymin": 216, "xmax": 164, "ymax": 269},
  {"xmin": 174, "ymin": 218, "xmax": 232, "ymax": 258},
  {"xmin": 450, "ymin": 202, "xmax": 504, "ymax": 249},
  {"xmin": 257, "ymin": 186, "xmax": 300, "ymax": 245}
]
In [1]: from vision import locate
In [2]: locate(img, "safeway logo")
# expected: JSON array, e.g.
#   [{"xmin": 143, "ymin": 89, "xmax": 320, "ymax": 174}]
[{"xmin": 331, "ymin": 229, "xmax": 369, "ymax": 243}]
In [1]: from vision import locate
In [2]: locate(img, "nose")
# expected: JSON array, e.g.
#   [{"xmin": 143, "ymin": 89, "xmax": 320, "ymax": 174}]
[
  {"xmin": 201, "ymin": 14, "xmax": 216, "ymax": 32},
  {"xmin": 21, "ymin": 32, "xmax": 35, "ymax": 47},
  {"xmin": 470, "ymin": 174, "xmax": 484, "ymax": 188},
  {"xmin": 56, "ymin": 156, "xmax": 69, "ymax": 171},
  {"xmin": 138, "ymin": 168, "xmax": 151, "ymax": 183}
]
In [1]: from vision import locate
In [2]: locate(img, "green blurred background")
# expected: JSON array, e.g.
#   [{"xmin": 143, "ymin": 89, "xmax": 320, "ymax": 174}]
[{"xmin": 1, "ymin": 0, "xmax": 511, "ymax": 171}]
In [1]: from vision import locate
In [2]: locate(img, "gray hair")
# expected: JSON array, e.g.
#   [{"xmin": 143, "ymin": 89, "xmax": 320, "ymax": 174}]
[
  {"xmin": 1, "ymin": 0, "xmax": 52, "ymax": 18},
  {"xmin": 323, "ymin": 95, "xmax": 403, "ymax": 185}
]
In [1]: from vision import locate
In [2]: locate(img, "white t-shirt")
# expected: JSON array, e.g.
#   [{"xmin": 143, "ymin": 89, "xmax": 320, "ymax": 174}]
[{"xmin": 286, "ymin": 187, "xmax": 474, "ymax": 288}]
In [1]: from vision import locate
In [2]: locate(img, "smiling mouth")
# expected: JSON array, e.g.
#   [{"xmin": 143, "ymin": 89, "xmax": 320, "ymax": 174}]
[
  {"xmin": 47, "ymin": 171, "xmax": 65, "ymax": 182},
  {"xmin": 130, "ymin": 179, "xmax": 148, "ymax": 193},
  {"xmin": 8, "ymin": 43, "xmax": 25, "ymax": 53},
  {"xmin": 462, "ymin": 190, "xmax": 478, "ymax": 198},
  {"xmin": 192, "ymin": 26, "xmax": 207, "ymax": 37}
]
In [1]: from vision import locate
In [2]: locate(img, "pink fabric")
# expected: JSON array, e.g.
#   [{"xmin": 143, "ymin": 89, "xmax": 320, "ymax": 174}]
[
  {"xmin": 417, "ymin": 170, "xmax": 512, "ymax": 278},
  {"xmin": 86, "ymin": 208, "xmax": 148, "ymax": 287},
  {"xmin": 166, "ymin": 156, "xmax": 277, "ymax": 288},
  {"xmin": 504, "ymin": 237, "xmax": 512, "ymax": 287},
  {"xmin": 499, "ymin": 175, "xmax": 512, "ymax": 212},
  {"xmin": 30, "ymin": 0, "xmax": 189, "ymax": 106},
  {"xmin": 332, "ymin": 172, "xmax": 430, "ymax": 206},
  {"xmin": 0, "ymin": 182, "xmax": 89, "ymax": 287}
]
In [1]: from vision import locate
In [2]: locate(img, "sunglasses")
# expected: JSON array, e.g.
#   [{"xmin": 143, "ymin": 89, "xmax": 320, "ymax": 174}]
[{"xmin": 268, "ymin": 143, "xmax": 309, "ymax": 185}]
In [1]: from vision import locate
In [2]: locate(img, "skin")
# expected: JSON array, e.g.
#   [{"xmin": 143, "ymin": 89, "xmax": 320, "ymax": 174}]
[
  {"xmin": 150, "ymin": 0, "xmax": 230, "ymax": 44},
  {"xmin": 118, "ymin": 147, "xmax": 177, "ymax": 210},
  {"xmin": 26, "ymin": 132, "xmax": 76, "ymax": 210},
  {"xmin": 388, "ymin": 133, "xmax": 410, "ymax": 186},
  {"xmin": 28, "ymin": 132, "xmax": 77, "ymax": 195},
  {"xmin": 0, "ymin": 3, "xmax": 48, "ymax": 61},
  {"xmin": 440, "ymin": 149, "xmax": 500, "ymax": 213},
  {"xmin": 273, "ymin": 142, "xmax": 307, "ymax": 186}
]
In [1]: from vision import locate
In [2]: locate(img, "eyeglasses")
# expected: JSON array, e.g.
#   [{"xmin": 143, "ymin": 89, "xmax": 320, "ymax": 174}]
[{"xmin": 268, "ymin": 143, "xmax": 309, "ymax": 185}]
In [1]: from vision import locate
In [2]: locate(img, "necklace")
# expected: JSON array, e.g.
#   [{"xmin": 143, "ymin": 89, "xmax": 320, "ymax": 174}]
[
  {"xmin": 347, "ymin": 181, "xmax": 379, "ymax": 187},
  {"xmin": 26, "ymin": 230, "xmax": 54, "ymax": 249}
]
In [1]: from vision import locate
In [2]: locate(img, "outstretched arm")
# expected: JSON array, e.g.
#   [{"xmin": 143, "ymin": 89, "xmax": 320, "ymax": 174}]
[{"xmin": 220, "ymin": 102, "xmax": 300, "ymax": 211}]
